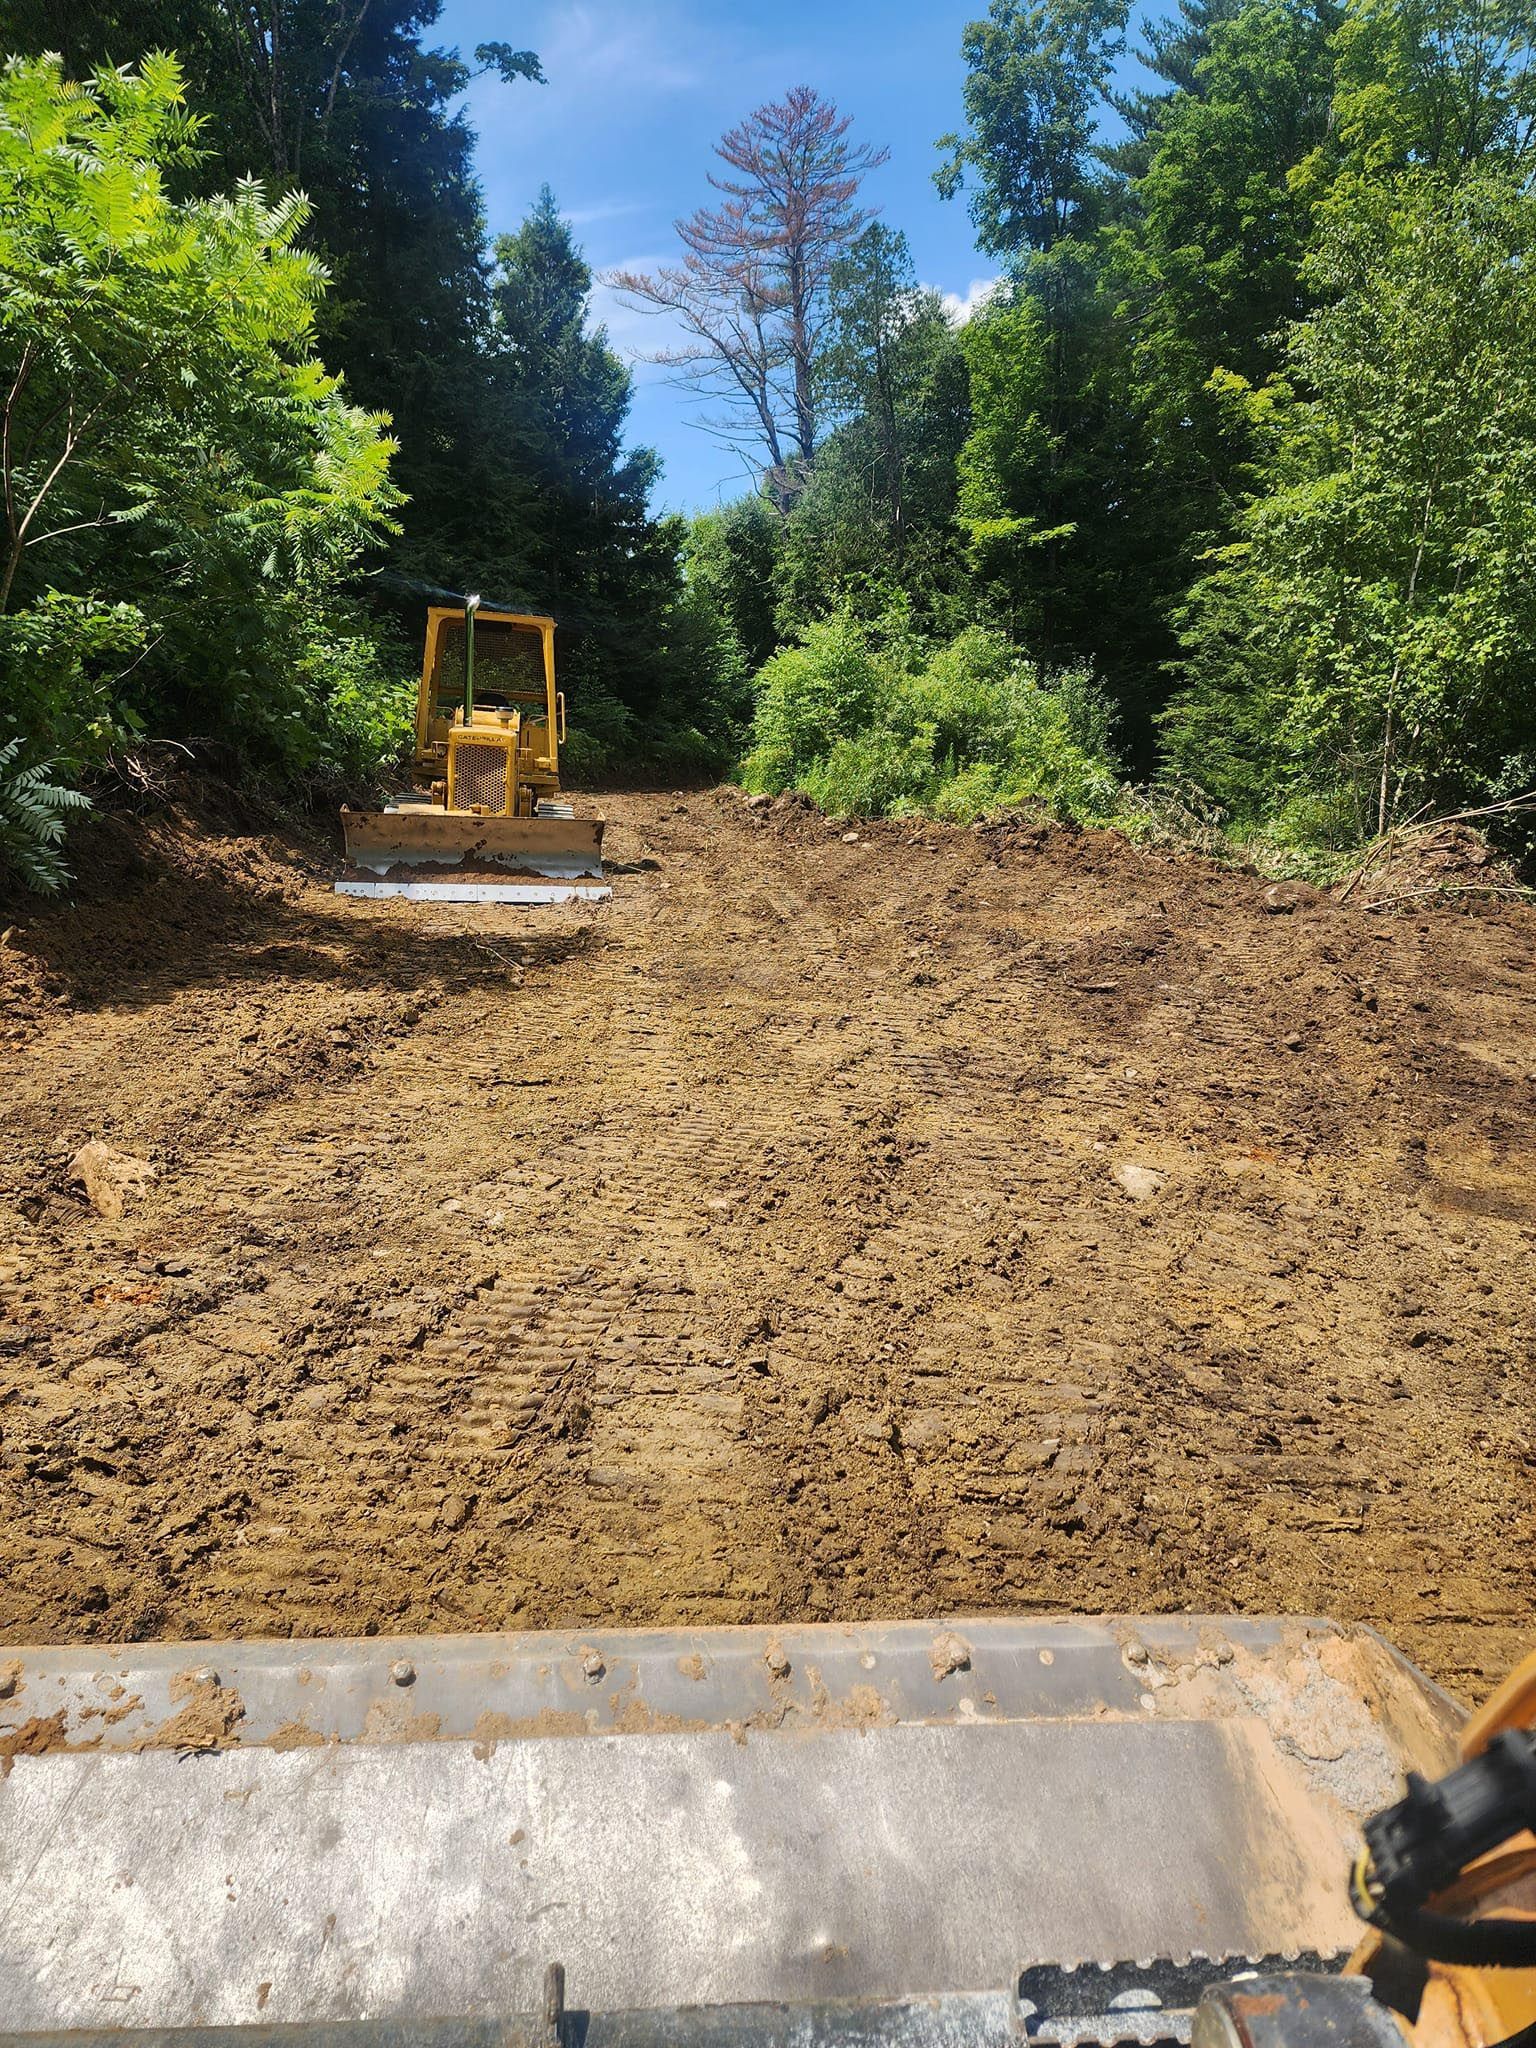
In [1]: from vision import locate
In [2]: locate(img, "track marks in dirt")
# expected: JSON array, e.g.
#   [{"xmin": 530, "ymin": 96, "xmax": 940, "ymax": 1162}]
[{"xmin": 2, "ymin": 788, "xmax": 1534, "ymax": 1693}]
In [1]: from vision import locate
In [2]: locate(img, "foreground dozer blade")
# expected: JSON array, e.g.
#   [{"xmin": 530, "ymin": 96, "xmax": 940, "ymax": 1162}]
[
  {"xmin": 338, "ymin": 803, "xmax": 608, "ymax": 902},
  {"xmin": 0, "ymin": 1617, "xmax": 1461, "ymax": 2040}
]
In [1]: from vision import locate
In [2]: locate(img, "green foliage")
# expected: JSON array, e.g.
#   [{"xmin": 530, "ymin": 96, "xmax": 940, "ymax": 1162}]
[
  {"xmin": 742, "ymin": 611, "xmax": 1121, "ymax": 824},
  {"xmin": 1166, "ymin": 167, "xmax": 1536, "ymax": 836},
  {"xmin": 685, "ymin": 499, "xmax": 783, "ymax": 673},
  {"xmin": 771, "ymin": 227, "xmax": 973, "ymax": 634},
  {"xmin": 1324, "ymin": 0, "xmax": 1535, "ymax": 177},
  {"xmin": 561, "ymin": 700, "xmax": 732, "ymax": 788},
  {"xmin": 936, "ymin": 0, "xmax": 1132, "ymax": 258},
  {"xmin": 1, "ymin": 0, "xmax": 546, "ymax": 579},
  {"xmin": 0, "ymin": 595, "xmax": 150, "ymax": 764},
  {"xmin": 0, "ymin": 52, "xmax": 405, "ymax": 883},
  {"xmin": 0, "ymin": 736, "xmax": 92, "ymax": 894}
]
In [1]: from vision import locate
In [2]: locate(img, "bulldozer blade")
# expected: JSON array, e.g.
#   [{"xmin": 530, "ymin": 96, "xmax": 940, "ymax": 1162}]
[
  {"xmin": 0, "ymin": 1616, "xmax": 1461, "ymax": 2039},
  {"xmin": 339, "ymin": 804, "xmax": 605, "ymax": 879},
  {"xmin": 335, "ymin": 877, "xmax": 612, "ymax": 904}
]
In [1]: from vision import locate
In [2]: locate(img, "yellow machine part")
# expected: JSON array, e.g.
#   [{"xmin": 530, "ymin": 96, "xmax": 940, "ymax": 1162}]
[
  {"xmin": 340, "ymin": 805, "xmax": 604, "ymax": 877},
  {"xmin": 446, "ymin": 723, "xmax": 531, "ymax": 817},
  {"xmin": 415, "ymin": 606, "xmax": 565, "ymax": 794},
  {"xmin": 1347, "ymin": 1644, "xmax": 1536, "ymax": 2048}
]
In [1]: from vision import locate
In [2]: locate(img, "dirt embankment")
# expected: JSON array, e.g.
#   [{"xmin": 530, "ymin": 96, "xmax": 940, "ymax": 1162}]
[{"xmin": 1, "ymin": 786, "xmax": 1533, "ymax": 1698}]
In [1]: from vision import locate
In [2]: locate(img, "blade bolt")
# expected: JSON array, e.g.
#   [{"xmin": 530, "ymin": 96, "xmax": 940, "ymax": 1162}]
[
  {"xmin": 390, "ymin": 1659, "xmax": 416, "ymax": 1687},
  {"xmin": 582, "ymin": 1651, "xmax": 606, "ymax": 1682}
]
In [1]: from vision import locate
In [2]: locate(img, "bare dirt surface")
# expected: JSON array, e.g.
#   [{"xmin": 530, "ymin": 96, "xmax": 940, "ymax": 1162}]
[{"xmin": 2, "ymin": 786, "xmax": 1533, "ymax": 1699}]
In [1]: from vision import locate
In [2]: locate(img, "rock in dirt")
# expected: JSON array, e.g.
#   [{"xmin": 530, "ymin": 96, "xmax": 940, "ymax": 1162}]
[
  {"xmin": 1261, "ymin": 881, "xmax": 1326, "ymax": 915},
  {"xmin": 1113, "ymin": 1162, "xmax": 1167, "ymax": 1201},
  {"xmin": 70, "ymin": 1142, "xmax": 156, "ymax": 1220}
]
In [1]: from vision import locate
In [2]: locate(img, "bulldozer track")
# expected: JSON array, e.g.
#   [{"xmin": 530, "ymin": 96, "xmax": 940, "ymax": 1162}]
[{"xmin": 1, "ymin": 788, "xmax": 1533, "ymax": 1688}]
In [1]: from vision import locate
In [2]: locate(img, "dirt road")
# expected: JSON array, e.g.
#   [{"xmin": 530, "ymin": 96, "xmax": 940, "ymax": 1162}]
[{"xmin": 2, "ymin": 788, "xmax": 1532, "ymax": 1696}]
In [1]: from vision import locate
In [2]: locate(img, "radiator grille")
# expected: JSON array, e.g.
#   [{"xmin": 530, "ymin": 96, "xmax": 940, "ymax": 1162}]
[{"xmin": 454, "ymin": 742, "xmax": 510, "ymax": 813}]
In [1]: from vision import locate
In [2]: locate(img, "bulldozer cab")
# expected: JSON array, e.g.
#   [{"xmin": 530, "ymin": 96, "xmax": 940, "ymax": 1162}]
[{"xmin": 414, "ymin": 607, "xmax": 562, "ymax": 778}]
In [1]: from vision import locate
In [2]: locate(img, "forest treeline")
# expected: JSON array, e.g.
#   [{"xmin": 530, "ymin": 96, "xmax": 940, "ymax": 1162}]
[{"xmin": 1, "ymin": 0, "xmax": 1533, "ymax": 888}]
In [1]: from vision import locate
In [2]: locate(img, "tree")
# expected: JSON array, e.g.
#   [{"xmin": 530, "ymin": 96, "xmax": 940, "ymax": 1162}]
[
  {"xmin": 0, "ymin": 53, "xmax": 399, "ymax": 819},
  {"xmin": 472, "ymin": 189, "xmax": 744, "ymax": 762},
  {"xmin": 684, "ymin": 497, "xmax": 783, "ymax": 674},
  {"xmin": 936, "ymin": 0, "xmax": 1131, "ymax": 264},
  {"xmin": 1103, "ymin": 0, "xmax": 1246, "ymax": 177},
  {"xmin": 936, "ymin": 0, "xmax": 1147, "ymax": 692},
  {"xmin": 478, "ymin": 188, "xmax": 658, "ymax": 617},
  {"xmin": 1325, "ymin": 0, "xmax": 1536, "ymax": 178},
  {"xmin": 1106, "ymin": 0, "xmax": 1341, "ymax": 639},
  {"xmin": 770, "ymin": 227, "xmax": 970, "ymax": 628},
  {"xmin": 1166, "ymin": 169, "xmax": 1536, "ymax": 837},
  {"xmin": 819, "ymin": 226, "xmax": 926, "ymax": 550},
  {"xmin": 610, "ymin": 87, "xmax": 888, "ymax": 488},
  {"xmin": 3, "ymin": 0, "xmax": 545, "ymax": 582}
]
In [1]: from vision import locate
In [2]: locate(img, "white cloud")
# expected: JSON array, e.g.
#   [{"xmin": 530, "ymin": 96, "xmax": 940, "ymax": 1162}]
[
  {"xmin": 536, "ymin": 3, "xmax": 706, "ymax": 95},
  {"xmin": 938, "ymin": 276, "xmax": 1003, "ymax": 326},
  {"xmin": 565, "ymin": 198, "xmax": 652, "ymax": 228}
]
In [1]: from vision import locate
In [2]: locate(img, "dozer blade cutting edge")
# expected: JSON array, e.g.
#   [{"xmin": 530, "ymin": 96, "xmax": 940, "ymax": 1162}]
[{"xmin": 0, "ymin": 1616, "xmax": 1463, "ymax": 2039}]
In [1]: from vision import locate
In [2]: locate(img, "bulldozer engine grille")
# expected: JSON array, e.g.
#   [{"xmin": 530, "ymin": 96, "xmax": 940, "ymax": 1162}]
[{"xmin": 454, "ymin": 743, "xmax": 510, "ymax": 813}]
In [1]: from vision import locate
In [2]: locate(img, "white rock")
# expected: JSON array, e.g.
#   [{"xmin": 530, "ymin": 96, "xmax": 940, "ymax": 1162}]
[{"xmin": 70, "ymin": 1142, "xmax": 156, "ymax": 1220}]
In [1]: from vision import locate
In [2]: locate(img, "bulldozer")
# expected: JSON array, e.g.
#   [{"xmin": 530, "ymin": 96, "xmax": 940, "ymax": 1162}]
[
  {"xmin": 337, "ymin": 599, "xmax": 609, "ymax": 906},
  {"xmin": 2, "ymin": 1615, "xmax": 1534, "ymax": 2047}
]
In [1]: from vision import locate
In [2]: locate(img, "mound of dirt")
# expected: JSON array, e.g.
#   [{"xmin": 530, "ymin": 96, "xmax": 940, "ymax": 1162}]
[
  {"xmin": 2, "ymin": 783, "xmax": 1533, "ymax": 1701},
  {"xmin": 0, "ymin": 777, "xmax": 333, "ymax": 1041}
]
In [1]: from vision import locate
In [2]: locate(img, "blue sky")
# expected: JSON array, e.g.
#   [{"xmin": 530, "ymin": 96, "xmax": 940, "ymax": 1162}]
[{"xmin": 439, "ymin": 1, "xmax": 1147, "ymax": 512}]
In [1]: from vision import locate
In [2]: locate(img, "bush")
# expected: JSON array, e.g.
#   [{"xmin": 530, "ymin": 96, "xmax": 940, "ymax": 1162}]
[
  {"xmin": 561, "ymin": 681, "xmax": 732, "ymax": 787},
  {"xmin": 800, "ymin": 729, "xmax": 936, "ymax": 816},
  {"xmin": 740, "ymin": 610, "xmax": 1122, "ymax": 825},
  {"xmin": 740, "ymin": 612, "xmax": 894, "ymax": 791},
  {"xmin": 0, "ymin": 55, "xmax": 402, "ymax": 884}
]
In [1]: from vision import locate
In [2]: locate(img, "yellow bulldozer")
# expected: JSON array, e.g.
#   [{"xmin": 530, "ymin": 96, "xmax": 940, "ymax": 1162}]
[{"xmin": 337, "ymin": 598, "xmax": 608, "ymax": 905}]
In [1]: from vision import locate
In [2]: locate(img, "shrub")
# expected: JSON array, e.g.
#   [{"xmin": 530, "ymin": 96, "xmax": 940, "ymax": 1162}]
[
  {"xmin": 562, "ymin": 682, "xmax": 731, "ymax": 787},
  {"xmin": 740, "ymin": 612, "xmax": 893, "ymax": 792},
  {"xmin": 741, "ymin": 611, "xmax": 1121, "ymax": 826},
  {"xmin": 800, "ymin": 729, "xmax": 936, "ymax": 817}
]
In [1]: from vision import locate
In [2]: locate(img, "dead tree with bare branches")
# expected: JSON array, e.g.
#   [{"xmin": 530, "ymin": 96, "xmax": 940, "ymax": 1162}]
[{"xmin": 609, "ymin": 86, "xmax": 888, "ymax": 499}]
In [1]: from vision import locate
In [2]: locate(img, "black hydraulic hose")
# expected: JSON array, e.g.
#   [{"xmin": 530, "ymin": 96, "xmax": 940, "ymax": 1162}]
[
  {"xmin": 1353, "ymin": 1730, "xmax": 1536, "ymax": 1970},
  {"xmin": 1364, "ymin": 1899, "xmax": 1536, "ymax": 1969}
]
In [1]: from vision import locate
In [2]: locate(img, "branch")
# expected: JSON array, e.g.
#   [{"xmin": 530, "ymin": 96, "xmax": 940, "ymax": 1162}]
[
  {"xmin": 322, "ymin": 0, "xmax": 372, "ymax": 128},
  {"xmin": 2, "ymin": 339, "xmax": 37, "ymax": 547}
]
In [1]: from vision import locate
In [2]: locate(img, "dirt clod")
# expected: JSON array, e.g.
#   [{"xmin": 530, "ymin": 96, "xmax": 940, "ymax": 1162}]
[
  {"xmin": 930, "ymin": 1632, "xmax": 971, "ymax": 1679},
  {"xmin": 70, "ymin": 1141, "xmax": 156, "ymax": 1220}
]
